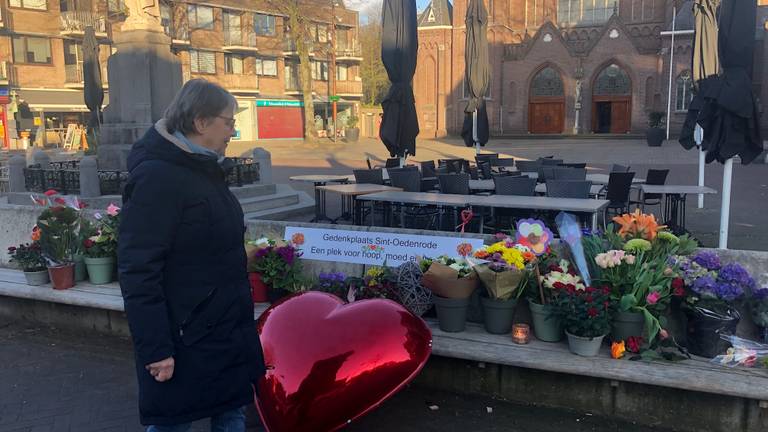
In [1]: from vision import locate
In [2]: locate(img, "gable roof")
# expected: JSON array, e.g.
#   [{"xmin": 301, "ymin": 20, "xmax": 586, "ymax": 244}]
[{"xmin": 418, "ymin": 0, "xmax": 453, "ymax": 27}]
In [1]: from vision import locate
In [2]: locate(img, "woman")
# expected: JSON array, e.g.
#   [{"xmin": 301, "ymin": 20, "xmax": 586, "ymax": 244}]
[{"xmin": 118, "ymin": 79, "xmax": 265, "ymax": 431}]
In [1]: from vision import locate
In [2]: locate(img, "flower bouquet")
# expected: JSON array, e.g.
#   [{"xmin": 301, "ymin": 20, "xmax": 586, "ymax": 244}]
[
  {"xmin": 552, "ymin": 285, "xmax": 613, "ymax": 357},
  {"xmin": 420, "ymin": 249, "xmax": 479, "ymax": 333},
  {"xmin": 529, "ymin": 259, "xmax": 586, "ymax": 342},
  {"xmin": 673, "ymin": 251, "xmax": 755, "ymax": 358},
  {"xmin": 34, "ymin": 191, "xmax": 83, "ymax": 289},
  {"xmin": 247, "ymin": 237, "xmax": 305, "ymax": 302}
]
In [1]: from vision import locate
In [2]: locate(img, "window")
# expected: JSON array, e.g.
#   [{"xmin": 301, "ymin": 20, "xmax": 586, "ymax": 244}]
[
  {"xmin": 255, "ymin": 57, "xmax": 277, "ymax": 76},
  {"xmin": 594, "ymin": 64, "xmax": 631, "ymax": 95},
  {"xmin": 312, "ymin": 61, "xmax": 328, "ymax": 81},
  {"xmin": 336, "ymin": 64, "xmax": 348, "ymax": 81},
  {"xmin": 9, "ymin": 0, "xmax": 47, "ymax": 10},
  {"xmin": 285, "ymin": 61, "xmax": 300, "ymax": 90},
  {"xmin": 557, "ymin": 0, "xmax": 618, "ymax": 26},
  {"xmin": 309, "ymin": 23, "xmax": 328, "ymax": 43},
  {"xmin": 190, "ymin": 50, "xmax": 216, "ymax": 74},
  {"xmin": 630, "ymin": 0, "xmax": 654, "ymax": 22},
  {"xmin": 107, "ymin": 0, "xmax": 125, "ymax": 14},
  {"xmin": 254, "ymin": 14, "xmax": 276, "ymax": 36},
  {"xmin": 530, "ymin": 66, "xmax": 564, "ymax": 97},
  {"xmin": 224, "ymin": 11, "xmax": 242, "ymax": 44},
  {"xmin": 225, "ymin": 54, "xmax": 244, "ymax": 75},
  {"xmin": 427, "ymin": 7, "xmax": 435, "ymax": 22},
  {"xmin": 12, "ymin": 36, "xmax": 52, "ymax": 64},
  {"xmin": 676, "ymin": 70, "xmax": 693, "ymax": 111},
  {"xmin": 188, "ymin": 5, "xmax": 214, "ymax": 30},
  {"xmin": 336, "ymin": 28, "xmax": 350, "ymax": 50}
]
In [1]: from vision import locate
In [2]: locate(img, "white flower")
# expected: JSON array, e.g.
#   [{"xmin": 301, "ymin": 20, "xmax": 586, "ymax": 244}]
[{"xmin": 449, "ymin": 263, "xmax": 464, "ymax": 272}]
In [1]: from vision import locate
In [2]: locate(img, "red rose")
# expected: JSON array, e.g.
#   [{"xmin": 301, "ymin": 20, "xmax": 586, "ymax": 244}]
[
  {"xmin": 83, "ymin": 239, "xmax": 94, "ymax": 249},
  {"xmin": 672, "ymin": 278, "xmax": 685, "ymax": 297},
  {"xmin": 587, "ymin": 307, "xmax": 599, "ymax": 318},
  {"xmin": 585, "ymin": 295, "xmax": 594, "ymax": 303},
  {"xmin": 552, "ymin": 281, "xmax": 566, "ymax": 290},
  {"xmin": 602, "ymin": 286, "xmax": 611, "ymax": 295},
  {"xmin": 585, "ymin": 286, "xmax": 596, "ymax": 293},
  {"xmin": 44, "ymin": 189, "xmax": 57, "ymax": 197},
  {"xmin": 78, "ymin": 201, "xmax": 89, "ymax": 209},
  {"xmin": 54, "ymin": 197, "xmax": 66, "ymax": 205},
  {"xmin": 626, "ymin": 336, "xmax": 644, "ymax": 353}
]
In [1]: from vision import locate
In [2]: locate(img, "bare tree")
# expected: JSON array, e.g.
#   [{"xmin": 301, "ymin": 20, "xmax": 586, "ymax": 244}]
[{"xmin": 359, "ymin": 18, "xmax": 389, "ymax": 106}]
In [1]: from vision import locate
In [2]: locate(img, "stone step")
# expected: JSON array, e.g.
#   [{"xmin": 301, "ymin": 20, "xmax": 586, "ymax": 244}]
[
  {"xmin": 238, "ymin": 188, "xmax": 300, "ymax": 214},
  {"xmin": 244, "ymin": 185, "xmax": 314, "ymax": 221},
  {"xmin": 229, "ymin": 183, "xmax": 277, "ymax": 200}
]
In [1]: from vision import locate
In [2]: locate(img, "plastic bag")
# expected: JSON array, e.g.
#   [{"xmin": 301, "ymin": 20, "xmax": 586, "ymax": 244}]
[
  {"xmin": 684, "ymin": 304, "xmax": 740, "ymax": 358},
  {"xmin": 710, "ymin": 334, "xmax": 768, "ymax": 368}
]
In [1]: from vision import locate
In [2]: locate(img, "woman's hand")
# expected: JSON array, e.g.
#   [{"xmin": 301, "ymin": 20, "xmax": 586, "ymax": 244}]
[{"xmin": 146, "ymin": 357, "xmax": 175, "ymax": 382}]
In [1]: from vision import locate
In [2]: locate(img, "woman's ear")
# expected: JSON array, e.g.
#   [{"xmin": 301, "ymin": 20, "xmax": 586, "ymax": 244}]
[{"xmin": 193, "ymin": 116, "xmax": 209, "ymax": 135}]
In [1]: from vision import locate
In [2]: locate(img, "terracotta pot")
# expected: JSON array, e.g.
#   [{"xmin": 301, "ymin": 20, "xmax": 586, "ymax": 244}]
[
  {"xmin": 48, "ymin": 264, "xmax": 75, "ymax": 290},
  {"xmin": 249, "ymin": 272, "xmax": 269, "ymax": 303}
]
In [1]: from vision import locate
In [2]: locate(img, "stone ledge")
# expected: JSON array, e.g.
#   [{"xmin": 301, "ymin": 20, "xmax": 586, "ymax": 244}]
[{"xmin": 2, "ymin": 267, "xmax": 767, "ymax": 404}]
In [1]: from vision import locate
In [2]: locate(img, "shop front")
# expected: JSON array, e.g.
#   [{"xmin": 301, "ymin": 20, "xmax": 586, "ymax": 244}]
[{"xmin": 255, "ymin": 99, "xmax": 304, "ymax": 139}]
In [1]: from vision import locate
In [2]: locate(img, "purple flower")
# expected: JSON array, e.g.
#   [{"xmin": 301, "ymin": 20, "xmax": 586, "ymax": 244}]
[
  {"xmin": 254, "ymin": 246, "xmax": 272, "ymax": 259},
  {"xmin": 753, "ymin": 288, "xmax": 768, "ymax": 301},
  {"xmin": 692, "ymin": 275, "xmax": 718, "ymax": 298},
  {"xmin": 713, "ymin": 282, "xmax": 744, "ymax": 302},
  {"xmin": 717, "ymin": 263, "xmax": 755, "ymax": 291},
  {"xmin": 276, "ymin": 246, "xmax": 296, "ymax": 265},
  {"xmin": 692, "ymin": 251, "xmax": 721, "ymax": 271}
]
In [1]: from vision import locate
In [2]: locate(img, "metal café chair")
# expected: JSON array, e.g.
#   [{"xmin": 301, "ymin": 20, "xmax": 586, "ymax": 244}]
[
  {"xmin": 545, "ymin": 180, "xmax": 593, "ymax": 199},
  {"xmin": 488, "ymin": 176, "xmax": 538, "ymax": 231},
  {"xmin": 515, "ymin": 160, "xmax": 541, "ymax": 173},
  {"xmin": 634, "ymin": 168, "xmax": 669, "ymax": 215},
  {"xmin": 389, "ymin": 168, "xmax": 438, "ymax": 229},
  {"xmin": 352, "ymin": 169, "xmax": 384, "ymax": 185},
  {"xmin": 553, "ymin": 167, "xmax": 587, "ymax": 181},
  {"xmin": 540, "ymin": 158, "xmax": 564, "ymax": 166},
  {"xmin": 603, "ymin": 172, "xmax": 636, "ymax": 228},
  {"xmin": 611, "ymin": 163, "xmax": 631, "ymax": 173},
  {"xmin": 438, "ymin": 173, "xmax": 471, "ymax": 230}
]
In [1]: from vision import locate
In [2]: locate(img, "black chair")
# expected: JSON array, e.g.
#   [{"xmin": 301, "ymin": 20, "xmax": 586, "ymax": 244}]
[
  {"xmin": 353, "ymin": 169, "xmax": 384, "ymax": 185},
  {"xmin": 439, "ymin": 158, "xmax": 464, "ymax": 174},
  {"xmin": 385, "ymin": 158, "xmax": 401, "ymax": 168},
  {"xmin": 494, "ymin": 176, "xmax": 537, "ymax": 196},
  {"xmin": 553, "ymin": 167, "xmax": 587, "ymax": 181},
  {"xmin": 546, "ymin": 180, "xmax": 593, "ymax": 199},
  {"xmin": 389, "ymin": 169, "xmax": 439, "ymax": 229},
  {"xmin": 611, "ymin": 164, "xmax": 631, "ymax": 173},
  {"xmin": 475, "ymin": 153, "xmax": 499, "ymax": 166},
  {"xmin": 419, "ymin": 161, "xmax": 439, "ymax": 191},
  {"xmin": 515, "ymin": 160, "xmax": 541, "ymax": 173},
  {"xmin": 559, "ymin": 162, "xmax": 587, "ymax": 169},
  {"xmin": 603, "ymin": 172, "xmax": 636, "ymax": 226},
  {"xmin": 540, "ymin": 158, "xmax": 564, "ymax": 166},
  {"xmin": 420, "ymin": 160, "xmax": 437, "ymax": 178},
  {"xmin": 491, "ymin": 157, "xmax": 516, "ymax": 171},
  {"xmin": 438, "ymin": 173, "xmax": 471, "ymax": 231},
  {"xmin": 477, "ymin": 160, "xmax": 493, "ymax": 180},
  {"xmin": 636, "ymin": 169, "xmax": 669, "ymax": 214},
  {"xmin": 537, "ymin": 166, "xmax": 558, "ymax": 183},
  {"xmin": 389, "ymin": 168, "xmax": 421, "ymax": 192}
]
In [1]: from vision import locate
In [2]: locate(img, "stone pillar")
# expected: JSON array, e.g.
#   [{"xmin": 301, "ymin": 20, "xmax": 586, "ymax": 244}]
[
  {"xmin": 8, "ymin": 156, "xmax": 26, "ymax": 193},
  {"xmin": 79, "ymin": 156, "xmax": 101, "ymax": 198},
  {"xmin": 98, "ymin": 28, "xmax": 182, "ymax": 171},
  {"xmin": 252, "ymin": 148, "xmax": 272, "ymax": 184},
  {"xmin": 32, "ymin": 150, "xmax": 51, "ymax": 169}
]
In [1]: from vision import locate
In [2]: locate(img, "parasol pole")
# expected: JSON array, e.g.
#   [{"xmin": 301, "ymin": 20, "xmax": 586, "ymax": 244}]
[
  {"xmin": 665, "ymin": 5, "xmax": 677, "ymax": 141},
  {"xmin": 719, "ymin": 158, "xmax": 733, "ymax": 249},
  {"xmin": 695, "ymin": 124, "xmax": 705, "ymax": 208},
  {"xmin": 473, "ymin": 110, "xmax": 480, "ymax": 155}
]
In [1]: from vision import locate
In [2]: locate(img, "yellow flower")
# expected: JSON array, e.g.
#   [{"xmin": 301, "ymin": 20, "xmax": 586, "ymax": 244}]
[{"xmin": 611, "ymin": 341, "xmax": 626, "ymax": 359}]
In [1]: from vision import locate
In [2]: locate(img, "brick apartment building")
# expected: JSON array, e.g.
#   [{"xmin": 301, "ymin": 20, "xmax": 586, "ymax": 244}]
[
  {"xmin": 0, "ymin": 0, "xmax": 363, "ymax": 148},
  {"xmin": 415, "ymin": 0, "xmax": 768, "ymax": 138}
]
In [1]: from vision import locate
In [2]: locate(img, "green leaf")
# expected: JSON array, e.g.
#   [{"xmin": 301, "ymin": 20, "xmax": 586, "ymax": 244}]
[
  {"xmin": 641, "ymin": 308, "xmax": 660, "ymax": 343},
  {"xmin": 619, "ymin": 294, "xmax": 638, "ymax": 311}
]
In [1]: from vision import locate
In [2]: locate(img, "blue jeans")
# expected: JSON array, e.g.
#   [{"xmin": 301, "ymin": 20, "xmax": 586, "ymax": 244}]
[{"xmin": 146, "ymin": 407, "xmax": 246, "ymax": 432}]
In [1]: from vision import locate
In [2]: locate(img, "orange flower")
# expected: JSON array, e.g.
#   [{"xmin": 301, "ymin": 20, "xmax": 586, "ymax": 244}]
[
  {"xmin": 522, "ymin": 251, "xmax": 536, "ymax": 263},
  {"xmin": 456, "ymin": 242, "xmax": 473, "ymax": 257},
  {"xmin": 291, "ymin": 233, "xmax": 305, "ymax": 246},
  {"xmin": 31, "ymin": 226, "xmax": 40, "ymax": 242},
  {"xmin": 612, "ymin": 209, "xmax": 666, "ymax": 241},
  {"xmin": 474, "ymin": 250, "xmax": 490, "ymax": 259},
  {"xmin": 611, "ymin": 341, "xmax": 626, "ymax": 359}
]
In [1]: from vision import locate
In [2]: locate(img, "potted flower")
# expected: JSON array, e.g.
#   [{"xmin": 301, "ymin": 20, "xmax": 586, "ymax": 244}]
[
  {"xmin": 36, "ymin": 194, "xmax": 81, "ymax": 290},
  {"xmin": 247, "ymin": 236, "xmax": 305, "ymax": 303},
  {"xmin": 81, "ymin": 204, "xmax": 120, "ymax": 285},
  {"xmin": 749, "ymin": 287, "xmax": 768, "ymax": 343},
  {"xmin": 7, "ymin": 241, "xmax": 49, "ymax": 286},
  {"xmin": 676, "ymin": 251, "xmax": 755, "ymax": 358},
  {"xmin": 646, "ymin": 111, "xmax": 666, "ymax": 147},
  {"xmin": 530, "ymin": 259, "xmax": 585, "ymax": 342},
  {"xmin": 420, "ymin": 253, "xmax": 478, "ymax": 333},
  {"xmin": 345, "ymin": 115, "xmax": 360, "ymax": 143},
  {"xmin": 313, "ymin": 271, "xmax": 349, "ymax": 299},
  {"xmin": 347, "ymin": 266, "xmax": 399, "ymax": 301},
  {"xmin": 552, "ymin": 285, "xmax": 613, "ymax": 357},
  {"xmin": 473, "ymin": 238, "xmax": 528, "ymax": 335}
]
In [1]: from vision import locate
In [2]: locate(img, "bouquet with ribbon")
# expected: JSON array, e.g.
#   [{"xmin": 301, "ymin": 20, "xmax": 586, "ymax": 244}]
[
  {"xmin": 473, "ymin": 237, "xmax": 530, "ymax": 301},
  {"xmin": 419, "ymin": 242, "xmax": 478, "ymax": 299}
]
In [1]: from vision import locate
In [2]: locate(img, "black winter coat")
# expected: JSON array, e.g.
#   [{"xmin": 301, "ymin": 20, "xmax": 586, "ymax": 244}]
[{"xmin": 118, "ymin": 120, "xmax": 266, "ymax": 426}]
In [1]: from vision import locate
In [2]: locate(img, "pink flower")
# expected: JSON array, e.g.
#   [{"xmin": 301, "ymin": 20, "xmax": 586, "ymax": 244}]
[
  {"xmin": 659, "ymin": 329, "xmax": 669, "ymax": 340},
  {"xmin": 107, "ymin": 204, "xmax": 120, "ymax": 217},
  {"xmin": 623, "ymin": 254, "xmax": 636, "ymax": 265},
  {"xmin": 44, "ymin": 189, "xmax": 57, "ymax": 197},
  {"xmin": 646, "ymin": 291, "xmax": 661, "ymax": 305}
]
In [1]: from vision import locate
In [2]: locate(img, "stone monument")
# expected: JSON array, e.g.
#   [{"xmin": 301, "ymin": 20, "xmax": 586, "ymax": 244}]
[{"xmin": 98, "ymin": 0, "xmax": 182, "ymax": 170}]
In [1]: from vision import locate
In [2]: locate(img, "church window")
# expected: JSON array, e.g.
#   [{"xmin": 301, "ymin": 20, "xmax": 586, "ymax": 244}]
[
  {"xmin": 531, "ymin": 67, "xmax": 564, "ymax": 97},
  {"xmin": 594, "ymin": 64, "xmax": 631, "ymax": 96},
  {"xmin": 557, "ymin": 0, "xmax": 618, "ymax": 27},
  {"xmin": 427, "ymin": 7, "xmax": 436, "ymax": 23}
]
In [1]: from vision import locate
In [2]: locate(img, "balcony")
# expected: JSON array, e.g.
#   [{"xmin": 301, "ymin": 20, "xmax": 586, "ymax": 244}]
[
  {"xmin": 60, "ymin": 12, "xmax": 108, "ymax": 38},
  {"xmin": 282, "ymin": 40, "xmax": 315, "ymax": 57},
  {"xmin": 217, "ymin": 75, "xmax": 259, "ymax": 95},
  {"xmin": 335, "ymin": 43, "xmax": 362, "ymax": 62},
  {"xmin": 0, "ymin": 61, "xmax": 8, "ymax": 85},
  {"xmin": 335, "ymin": 80, "xmax": 363, "ymax": 97},
  {"xmin": 223, "ymin": 31, "xmax": 258, "ymax": 53},
  {"xmin": 162, "ymin": 22, "xmax": 190, "ymax": 47},
  {"xmin": 64, "ymin": 64, "xmax": 109, "ymax": 88}
]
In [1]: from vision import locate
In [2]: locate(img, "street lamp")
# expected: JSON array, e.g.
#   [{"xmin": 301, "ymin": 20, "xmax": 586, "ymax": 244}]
[{"xmin": 330, "ymin": 0, "xmax": 338, "ymax": 142}]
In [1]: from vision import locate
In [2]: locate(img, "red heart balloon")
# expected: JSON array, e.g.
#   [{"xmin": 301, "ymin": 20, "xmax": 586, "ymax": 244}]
[{"xmin": 255, "ymin": 291, "xmax": 432, "ymax": 432}]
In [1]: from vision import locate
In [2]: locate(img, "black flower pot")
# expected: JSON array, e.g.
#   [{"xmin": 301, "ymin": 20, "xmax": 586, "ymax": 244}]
[{"xmin": 645, "ymin": 127, "xmax": 665, "ymax": 147}]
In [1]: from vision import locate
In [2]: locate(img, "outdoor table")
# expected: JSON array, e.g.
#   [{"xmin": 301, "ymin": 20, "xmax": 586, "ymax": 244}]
[
  {"xmin": 469, "ymin": 180, "xmax": 603, "ymax": 197},
  {"xmin": 316, "ymin": 183, "xmax": 403, "ymax": 224},
  {"xmin": 640, "ymin": 184, "xmax": 718, "ymax": 233},
  {"xmin": 586, "ymin": 173, "xmax": 646, "ymax": 185},
  {"xmin": 289, "ymin": 175, "xmax": 351, "ymax": 223},
  {"xmin": 357, "ymin": 191, "xmax": 609, "ymax": 232}
]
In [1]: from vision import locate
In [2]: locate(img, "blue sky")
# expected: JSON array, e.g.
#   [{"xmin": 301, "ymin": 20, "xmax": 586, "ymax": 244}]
[{"xmin": 346, "ymin": 0, "xmax": 431, "ymax": 21}]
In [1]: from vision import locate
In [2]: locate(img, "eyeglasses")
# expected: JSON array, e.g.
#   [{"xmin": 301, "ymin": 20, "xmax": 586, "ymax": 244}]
[{"xmin": 216, "ymin": 115, "xmax": 236, "ymax": 128}]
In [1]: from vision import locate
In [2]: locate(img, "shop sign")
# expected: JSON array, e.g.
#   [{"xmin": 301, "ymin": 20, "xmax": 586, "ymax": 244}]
[{"xmin": 256, "ymin": 100, "xmax": 303, "ymax": 108}]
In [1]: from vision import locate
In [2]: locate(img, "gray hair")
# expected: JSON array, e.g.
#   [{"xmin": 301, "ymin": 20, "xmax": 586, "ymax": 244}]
[{"xmin": 163, "ymin": 79, "xmax": 237, "ymax": 135}]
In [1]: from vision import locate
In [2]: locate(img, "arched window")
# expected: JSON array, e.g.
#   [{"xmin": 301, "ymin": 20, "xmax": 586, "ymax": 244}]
[
  {"xmin": 675, "ymin": 70, "xmax": 693, "ymax": 111},
  {"xmin": 557, "ymin": 0, "xmax": 618, "ymax": 26},
  {"xmin": 594, "ymin": 64, "xmax": 631, "ymax": 96},
  {"xmin": 531, "ymin": 66, "xmax": 564, "ymax": 97}
]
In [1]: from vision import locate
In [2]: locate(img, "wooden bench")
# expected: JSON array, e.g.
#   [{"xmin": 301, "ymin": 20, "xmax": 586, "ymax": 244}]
[{"xmin": 2, "ymin": 267, "xmax": 767, "ymax": 403}]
